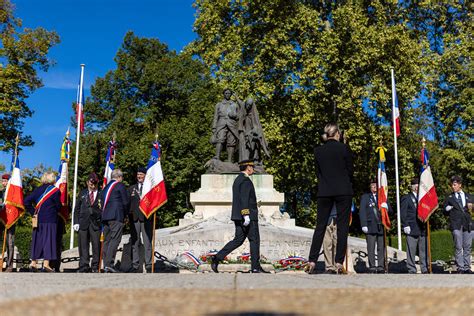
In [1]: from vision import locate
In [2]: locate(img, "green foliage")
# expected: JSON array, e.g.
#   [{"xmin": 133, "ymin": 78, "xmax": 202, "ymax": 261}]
[
  {"xmin": 190, "ymin": 0, "xmax": 472, "ymax": 230},
  {"xmin": 77, "ymin": 32, "xmax": 219, "ymax": 227},
  {"xmin": 0, "ymin": 0, "xmax": 59, "ymax": 151}
]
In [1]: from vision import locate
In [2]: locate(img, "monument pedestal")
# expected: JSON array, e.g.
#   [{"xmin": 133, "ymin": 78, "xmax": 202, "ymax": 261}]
[{"xmin": 180, "ymin": 173, "xmax": 294, "ymax": 227}]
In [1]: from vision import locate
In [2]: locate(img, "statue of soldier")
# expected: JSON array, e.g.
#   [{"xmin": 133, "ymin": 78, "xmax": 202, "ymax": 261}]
[
  {"xmin": 211, "ymin": 89, "xmax": 240, "ymax": 162},
  {"xmin": 238, "ymin": 98, "xmax": 270, "ymax": 163}
]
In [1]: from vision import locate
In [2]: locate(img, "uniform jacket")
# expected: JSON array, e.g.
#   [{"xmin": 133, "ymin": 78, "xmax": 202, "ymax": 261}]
[
  {"xmin": 101, "ymin": 181, "xmax": 130, "ymax": 222},
  {"xmin": 74, "ymin": 188, "xmax": 102, "ymax": 231},
  {"xmin": 443, "ymin": 191, "xmax": 472, "ymax": 232},
  {"xmin": 400, "ymin": 192, "xmax": 426, "ymax": 236},
  {"xmin": 128, "ymin": 183, "xmax": 148, "ymax": 222},
  {"xmin": 359, "ymin": 192, "xmax": 383, "ymax": 235},
  {"xmin": 24, "ymin": 184, "xmax": 61, "ymax": 224},
  {"xmin": 314, "ymin": 140, "xmax": 354, "ymax": 197},
  {"xmin": 231, "ymin": 173, "xmax": 258, "ymax": 221}
]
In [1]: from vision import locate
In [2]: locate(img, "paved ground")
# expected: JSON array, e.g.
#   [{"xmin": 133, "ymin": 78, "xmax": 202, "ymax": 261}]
[{"xmin": 1, "ymin": 273, "xmax": 473, "ymax": 315}]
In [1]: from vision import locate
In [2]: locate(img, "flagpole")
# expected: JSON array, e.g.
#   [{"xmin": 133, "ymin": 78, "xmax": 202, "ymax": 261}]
[
  {"xmin": 427, "ymin": 220, "xmax": 432, "ymax": 273},
  {"xmin": 1, "ymin": 135, "xmax": 20, "ymax": 270},
  {"xmin": 151, "ymin": 132, "xmax": 159, "ymax": 274},
  {"xmin": 391, "ymin": 68, "xmax": 402, "ymax": 251},
  {"xmin": 70, "ymin": 64, "xmax": 85, "ymax": 249}
]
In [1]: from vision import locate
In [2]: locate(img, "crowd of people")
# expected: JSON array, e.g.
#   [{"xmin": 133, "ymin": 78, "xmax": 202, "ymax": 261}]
[{"xmin": 0, "ymin": 123, "xmax": 472, "ymax": 274}]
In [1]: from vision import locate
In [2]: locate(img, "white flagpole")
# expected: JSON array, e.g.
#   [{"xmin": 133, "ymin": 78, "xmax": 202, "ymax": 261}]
[
  {"xmin": 70, "ymin": 64, "xmax": 85, "ymax": 249},
  {"xmin": 391, "ymin": 68, "xmax": 402, "ymax": 251}
]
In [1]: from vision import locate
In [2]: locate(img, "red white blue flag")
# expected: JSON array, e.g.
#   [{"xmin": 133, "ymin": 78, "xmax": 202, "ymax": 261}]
[
  {"xmin": 140, "ymin": 141, "xmax": 168, "ymax": 218},
  {"xmin": 102, "ymin": 140, "xmax": 116, "ymax": 188},
  {"xmin": 376, "ymin": 146, "xmax": 391, "ymax": 230},
  {"xmin": 55, "ymin": 130, "xmax": 71, "ymax": 222},
  {"xmin": 0, "ymin": 155, "xmax": 25, "ymax": 229},
  {"xmin": 76, "ymin": 82, "xmax": 84, "ymax": 133},
  {"xmin": 391, "ymin": 71, "xmax": 400, "ymax": 137},
  {"xmin": 417, "ymin": 147, "xmax": 438, "ymax": 222}
]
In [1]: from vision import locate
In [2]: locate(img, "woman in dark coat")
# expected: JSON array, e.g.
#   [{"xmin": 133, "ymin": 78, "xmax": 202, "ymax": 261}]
[
  {"xmin": 307, "ymin": 123, "xmax": 354, "ymax": 274},
  {"xmin": 24, "ymin": 171, "xmax": 61, "ymax": 272}
]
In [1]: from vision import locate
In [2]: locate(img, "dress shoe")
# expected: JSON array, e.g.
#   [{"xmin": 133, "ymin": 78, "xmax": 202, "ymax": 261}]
[
  {"xmin": 91, "ymin": 268, "xmax": 99, "ymax": 273},
  {"xmin": 5, "ymin": 266, "xmax": 14, "ymax": 273},
  {"xmin": 376, "ymin": 267, "xmax": 386, "ymax": 274},
  {"xmin": 211, "ymin": 258, "xmax": 219, "ymax": 273},
  {"xmin": 305, "ymin": 261, "xmax": 316, "ymax": 274},
  {"xmin": 324, "ymin": 269, "xmax": 337, "ymax": 274},
  {"xmin": 462, "ymin": 269, "xmax": 473, "ymax": 274},
  {"xmin": 145, "ymin": 266, "xmax": 153, "ymax": 273},
  {"xmin": 28, "ymin": 265, "xmax": 38, "ymax": 272},
  {"xmin": 77, "ymin": 267, "xmax": 90, "ymax": 273},
  {"xmin": 42, "ymin": 266, "xmax": 55, "ymax": 273},
  {"xmin": 457, "ymin": 269, "xmax": 464, "ymax": 274},
  {"xmin": 251, "ymin": 267, "xmax": 270, "ymax": 274},
  {"xmin": 335, "ymin": 263, "xmax": 346, "ymax": 275},
  {"xmin": 105, "ymin": 266, "xmax": 118, "ymax": 273},
  {"xmin": 368, "ymin": 267, "xmax": 378, "ymax": 274}
]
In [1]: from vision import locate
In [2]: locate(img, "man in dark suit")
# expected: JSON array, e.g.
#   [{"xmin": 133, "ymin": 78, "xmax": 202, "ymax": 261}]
[
  {"xmin": 211, "ymin": 159, "xmax": 268, "ymax": 273},
  {"xmin": 73, "ymin": 173, "xmax": 102, "ymax": 272},
  {"xmin": 443, "ymin": 175, "xmax": 473, "ymax": 274},
  {"xmin": 401, "ymin": 178, "xmax": 428, "ymax": 274},
  {"xmin": 359, "ymin": 179, "xmax": 389, "ymax": 273},
  {"xmin": 101, "ymin": 169, "xmax": 130, "ymax": 273},
  {"xmin": 128, "ymin": 167, "xmax": 153, "ymax": 273},
  {"xmin": 307, "ymin": 123, "xmax": 353, "ymax": 274}
]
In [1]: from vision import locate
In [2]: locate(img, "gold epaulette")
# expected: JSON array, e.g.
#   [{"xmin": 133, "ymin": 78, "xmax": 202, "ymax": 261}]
[{"xmin": 241, "ymin": 209, "xmax": 250, "ymax": 216}]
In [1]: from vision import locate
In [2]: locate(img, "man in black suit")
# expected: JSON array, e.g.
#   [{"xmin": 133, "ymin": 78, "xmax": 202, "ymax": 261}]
[
  {"xmin": 401, "ymin": 178, "xmax": 428, "ymax": 274},
  {"xmin": 307, "ymin": 123, "xmax": 353, "ymax": 274},
  {"xmin": 211, "ymin": 159, "xmax": 268, "ymax": 273},
  {"xmin": 101, "ymin": 169, "xmax": 130, "ymax": 273},
  {"xmin": 128, "ymin": 167, "xmax": 153, "ymax": 273},
  {"xmin": 443, "ymin": 175, "xmax": 473, "ymax": 274},
  {"xmin": 73, "ymin": 173, "xmax": 102, "ymax": 272},
  {"xmin": 359, "ymin": 179, "xmax": 389, "ymax": 273}
]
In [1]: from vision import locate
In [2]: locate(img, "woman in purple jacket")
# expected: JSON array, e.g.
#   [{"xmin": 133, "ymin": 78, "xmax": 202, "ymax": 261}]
[{"xmin": 24, "ymin": 171, "xmax": 61, "ymax": 272}]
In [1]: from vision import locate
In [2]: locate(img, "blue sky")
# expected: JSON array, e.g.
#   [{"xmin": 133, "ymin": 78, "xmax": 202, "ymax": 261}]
[{"xmin": 1, "ymin": 0, "xmax": 196, "ymax": 171}]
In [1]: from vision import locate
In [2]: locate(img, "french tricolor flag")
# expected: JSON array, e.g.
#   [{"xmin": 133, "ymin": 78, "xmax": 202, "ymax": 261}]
[
  {"xmin": 391, "ymin": 71, "xmax": 400, "ymax": 137},
  {"xmin": 139, "ymin": 141, "xmax": 168, "ymax": 219},
  {"xmin": 103, "ymin": 140, "xmax": 116, "ymax": 188},
  {"xmin": 0, "ymin": 156, "xmax": 25, "ymax": 229},
  {"xmin": 417, "ymin": 147, "xmax": 438, "ymax": 222}
]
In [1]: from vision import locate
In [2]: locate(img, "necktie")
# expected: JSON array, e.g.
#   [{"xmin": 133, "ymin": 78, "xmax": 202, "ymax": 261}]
[
  {"xmin": 89, "ymin": 191, "xmax": 94, "ymax": 204},
  {"xmin": 139, "ymin": 184, "xmax": 143, "ymax": 197},
  {"xmin": 456, "ymin": 192, "xmax": 463, "ymax": 208}
]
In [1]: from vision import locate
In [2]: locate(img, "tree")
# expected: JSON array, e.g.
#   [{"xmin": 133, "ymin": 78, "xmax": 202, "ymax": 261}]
[
  {"xmin": 78, "ymin": 32, "xmax": 218, "ymax": 227},
  {"xmin": 0, "ymin": 0, "xmax": 59, "ymax": 151}
]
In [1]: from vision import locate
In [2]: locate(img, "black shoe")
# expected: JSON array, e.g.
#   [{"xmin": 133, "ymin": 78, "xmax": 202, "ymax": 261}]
[
  {"xmin": 145, "ymin": 266, "xmax": 153, "ymax": 273},
  {"xmin": 324, "ymin": 269, "xmax": 337, "ymax": 274},
  {"xmin": 91, "ymin": 268, "xmax": 99, "ymax": 273},
  {"xmin": 211, "ymin": 258, "xmax": 219, "ymax": 273},
  {"xmin": 105, "ymin": 266, "xmax": 118, "ymax": 273},
  {"xmin": 463, "ymin": 269, "xmax": 473, "ymax": 274},
  {"xmin": 77, "ymin": 266, "xmax": 90, "ymax": 273},
  {"xmin": 368, "ymin": 267, "xmax": 378, "ymax": 274},
  {"xmin": 376, "ymin": 267, "xmax": 386, "ymax": 274},
  {"xmin": 457, "ymin": 269, "xmax": 464, "ymax": 274},
  {"xmin": 251, "ymin": 267, "xmax": 270, "ymax": 274}
]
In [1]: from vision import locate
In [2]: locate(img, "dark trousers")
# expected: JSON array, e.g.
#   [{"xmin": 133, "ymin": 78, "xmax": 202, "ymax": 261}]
[
  {"xmin": 309, "ymin": 196, "xmax": 352, "ymax": 264},
  {"xmin": 215, "ymin": 221, "xmax": 260, "ymax": 270},
  {"xmin": 406, "ymin": 235, "xmax": 428, "ymax": 273},
  {"xmin": 78, "ymin": 225, "xmax": 101, "ymax": 270},
  {"xmin": 103, "ymin": 220, "xmax": 123, "ymax": 269},
  {"xmin": 0, "ymin": 225, "xmax": 15, "ymax": 268},
  {"xmin": 130, "ymin": 220, "xmax": 153, "ymax": 269},
  {"xmin": 366, "ymin": 233, "xmax": 384, "ymax": 268}
]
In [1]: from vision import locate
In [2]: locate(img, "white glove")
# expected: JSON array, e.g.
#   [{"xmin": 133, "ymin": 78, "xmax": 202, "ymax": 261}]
[
  {"xmin": 404, "ymin": 226, "xmax": 411, "ymax": 235},
  {"xmin": 362, "ymin": 226, "xmax": 368, "ymax": 234},
  {"xmin": 445, "ymin": 205, "xmax": 453, "ymax": 211},
  {"xmin": 73, "ymin": 224, "xmax": 80, "ymax": 232},
  {"xmin": 243, "ymin": 215, "xmax": 250, "ymax": 226},
  {"xmin": 380, "ymin": 202, "xmax": 388, "ymax": 209}
]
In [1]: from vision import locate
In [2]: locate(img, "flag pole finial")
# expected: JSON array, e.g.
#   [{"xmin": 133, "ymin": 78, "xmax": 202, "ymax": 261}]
[{"xmin": 421, "ymin": 137, "xmax": 426, "ymax": 148}]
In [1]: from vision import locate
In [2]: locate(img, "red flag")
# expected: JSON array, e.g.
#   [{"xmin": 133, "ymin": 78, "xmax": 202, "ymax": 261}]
[
  {"xmin": 418, "ymin": 147, "xmax": 438, "ymax": 222},
  {"xmin": 0, "ymin": 156, "xmax": 25, "ymax": 228},
  {"xmin": 139, "ymin": 141, "xmax": 167, "ymax": 218}
]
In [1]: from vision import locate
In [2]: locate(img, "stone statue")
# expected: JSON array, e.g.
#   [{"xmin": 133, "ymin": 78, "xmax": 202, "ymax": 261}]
[
  {"xmin": 238, "ymin": 98, "xmax": 270, "ymax": 162},
  {"xmin": 207, "ymin": 90, "xmax": 269, "ymax": 173},
  {"xmin": 211, "ymin": 89, "xmax": 240, "ymax": 163}
]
